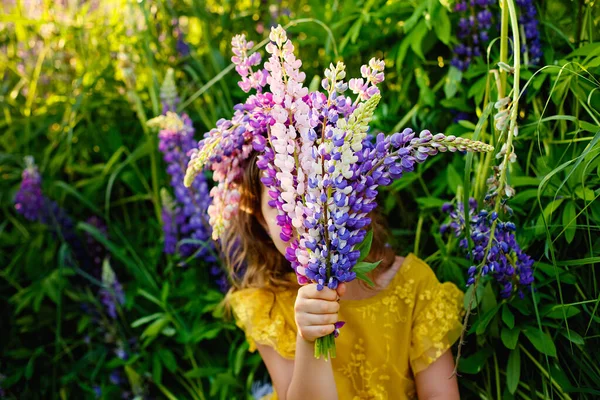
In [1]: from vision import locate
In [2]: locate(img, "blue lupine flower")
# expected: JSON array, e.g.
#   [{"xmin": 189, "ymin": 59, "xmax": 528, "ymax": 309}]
[{"xmin": 441, "ymin": 199, "xmax": 534, "ymax": 298}]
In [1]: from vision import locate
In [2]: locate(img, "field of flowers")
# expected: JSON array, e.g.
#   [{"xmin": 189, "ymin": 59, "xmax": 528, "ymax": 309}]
[{"xmin": 1, "ymin": 0, "xmax": 599, "ymax": 399}]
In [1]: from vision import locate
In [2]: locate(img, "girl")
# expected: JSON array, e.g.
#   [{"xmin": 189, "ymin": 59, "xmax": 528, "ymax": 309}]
[{"xmin": 224, "ymin": 154, "xmax": 464, "ymax": 400}]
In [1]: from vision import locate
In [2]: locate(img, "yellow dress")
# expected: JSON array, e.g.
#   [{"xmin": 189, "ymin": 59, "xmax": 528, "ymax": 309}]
[{"xmin": 228, "ymin": 253, "xmax": 464, "ymax": 400}]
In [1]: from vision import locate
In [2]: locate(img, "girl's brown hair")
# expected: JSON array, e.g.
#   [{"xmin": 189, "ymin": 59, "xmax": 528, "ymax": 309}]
[{"xmin": 223, "ymin": 152, "xmax": 396, "ymax": 292}]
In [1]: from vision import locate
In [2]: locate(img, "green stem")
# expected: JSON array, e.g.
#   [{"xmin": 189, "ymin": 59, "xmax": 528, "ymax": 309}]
[
  {"xmin": 499, "ymin": 0, "xmax": 509, "ymax": 98},
  {"xmin": 519, "ymin": 345, "xmax": 573, "ymax": 400},
  {"xmin": 493, "ymin": 351, "xmax": 501, "ymax": 400},
  {"xmin": 414, "ymin": 214, "xmax": 424, "ymax": 257}
]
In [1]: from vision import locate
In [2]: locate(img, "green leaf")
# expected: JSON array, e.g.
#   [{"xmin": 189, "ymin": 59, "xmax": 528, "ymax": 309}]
[
  {"xmin": 233, "ymin": 341, "xmax": 249, "ymax": 376},
  {"xmin": 501, "ymin": 326, "xmax": 520, "ymax": 350},
  {"xmin": 152, "ymin": 354, "xmax": 162, "ymax": 384},
  {"xmin": 541, "ymin": 305, "xmax": 581, "ymax": 319},
  {"xmin": 158, "ymin": 349, "xmax": 177, "ymax": 373},
  {"xmin": 409, "ymin": 21, "xmax": 428, "ymax": 60},
  {"xmin": 131, "ymin": 313, "xmax": 163, "ymax": 328},
  {"xmin": 404, "ymin": 1, "xmax": 428, "ymax": 33},
  {"xmin": 355, "ymin": 271, "xmax": 375, "ymax": 287},
  {"xmin": 574, "ymin": 186, "xmax": 596, "ymax": 200},
  {"xmin": 506, "ymin": 348, "xmax": 521, "ymax": 394},
  {"xmin": 475, "ymin": 305, "xmax": 501, "ymax": 335},
  {"xmin": 444, "ymin": 67, "xmax": 463, "ymax": 99},
  {"xmin": 463, "ymin": 283, "xmax": 485, "ymax": 311},
  {"xmin": 433, "ymin": 6, "xmax": 451, "ymax": 45},
  {"xmin": 354, "ymin": 258, "xmax": 381, "ymax": 286},
  {"xmin": 161, "ymin": 282, "xmax": 170, "ymax": 304},
  {"xmin": 523, "ymin": 329, "xmax": 557, "ymax": 357},
  {"xmin": 458, "ymin": 346, "xmax": 493, "ymax": 374},
  {"xmin": 535, "ymin": 198, "xmax": 564, "ymax": 236},
  {"xmin": 353, "ymin": 261, "xmax": 381, "ymax": 275},
  {"xmin": 355, "ymin": 230, "xmax": 374, "ymax": 262},
  {"xmin": 562, "ymin": 201, "xmax": 576, "ymax": 243},
  {"xmin": 502, "ymin": 305, "xmax": 515, "ymax": 329},
  {"xmin": 141, "ymin": 317, "xmax": 170, "ymax": 339},
  {"xmin": 559, "ymin": 329, "xmax": 584, "ymax": 345}
]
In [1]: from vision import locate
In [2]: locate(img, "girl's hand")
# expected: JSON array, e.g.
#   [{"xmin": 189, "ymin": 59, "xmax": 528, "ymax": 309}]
[{"xmin": 294, "ymin": 283, "xmax": 346, "ymax": 342}]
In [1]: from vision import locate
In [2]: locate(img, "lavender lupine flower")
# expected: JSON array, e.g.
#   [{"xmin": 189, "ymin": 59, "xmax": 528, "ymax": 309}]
[
  {"xmin": 184, "ymin": 26, "xmax": 494, "ymax": 358},
  {"xmin": 441, "ymin": 199, "xmax": 534, "ymax": 298},
  {"xmin": 99, "ymin": 260, "xmax": 125, "ymax": 319}
]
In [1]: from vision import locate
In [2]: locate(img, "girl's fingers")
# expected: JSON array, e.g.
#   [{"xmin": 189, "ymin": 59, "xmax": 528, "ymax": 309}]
[
  {"xmin": 300, "ymin": 324, "xmax": 336, "ymax": 340},
  {"xmin": 296, "ymin": 299, "xmax": 340, "ymax": 314},
  {"xmin": 297, "ymin": 311, "xmax": 339, "ymax": 327},
  {"xmin": 336, "ymin": 282, "xmax": 347, "ymax": 298},
  {"xmin": 298, "ymin": 284, "xmax": 338, "ymax": 301}
]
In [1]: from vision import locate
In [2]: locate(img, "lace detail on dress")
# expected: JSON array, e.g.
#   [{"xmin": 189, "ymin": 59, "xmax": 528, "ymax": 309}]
[
  {"xmin": 228, "ymin": 289, "xmax": 297, "ymax": 359},
  {"xmin": 410, "ymin": 282, "xmax": 464, "ymax": 373},
  {"xmin": 351, "ymin": 278, "xmax": 415, "ymax": 323},
  {"xmin": 339, "ymin": 339, "xmax": 390, "ymax": 400}
]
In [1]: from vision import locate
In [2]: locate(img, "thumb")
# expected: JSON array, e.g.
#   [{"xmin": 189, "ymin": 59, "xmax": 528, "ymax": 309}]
[{"xmin": 336, "ymin": 282, "xmax": 347, "ymax": 298}]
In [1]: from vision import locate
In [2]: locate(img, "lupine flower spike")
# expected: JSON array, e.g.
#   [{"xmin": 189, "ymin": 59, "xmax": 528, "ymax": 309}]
[
  {"xmin": 441, "ymin": 199, "xmax": 534, "ymax": 298},
  {"xmin": 148, "ymin": 70, "xmax": 228, "ymax": 291}
]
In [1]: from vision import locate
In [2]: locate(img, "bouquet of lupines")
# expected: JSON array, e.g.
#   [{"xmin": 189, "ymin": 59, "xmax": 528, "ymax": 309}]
[{"xmin": 184, "ymin": 26, "xmax": 494, "ymax": 359}]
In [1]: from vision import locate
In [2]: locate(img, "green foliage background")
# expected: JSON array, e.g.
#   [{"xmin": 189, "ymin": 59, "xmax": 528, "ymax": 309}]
[{"xmin": 1, "ymin": 0, "xmax": 599, "ymax": 399}]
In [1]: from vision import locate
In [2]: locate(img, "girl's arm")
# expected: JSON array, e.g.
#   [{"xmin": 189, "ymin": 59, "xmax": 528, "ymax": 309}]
[
  {"xmin": 415, "ymin": 350, "xmax": 461, "ymax": 400},
  {"xmin": 256, "ymin": 284, "xmax": 344, "ymax": 400}
]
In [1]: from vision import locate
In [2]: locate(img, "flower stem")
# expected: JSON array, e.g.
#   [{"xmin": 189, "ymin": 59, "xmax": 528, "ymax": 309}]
[{"xmin": 499, "ymin": 0, "xmax": 509, "ymax": 98}]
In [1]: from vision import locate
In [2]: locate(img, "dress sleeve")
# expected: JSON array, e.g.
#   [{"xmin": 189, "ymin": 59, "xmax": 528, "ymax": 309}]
[
  {"xmin": 228, "ymin": 288, "xmax": 297, "ymax": 360},
  {"xmin": 408, "ymin": 258, "xmax": 464, "ymax": 374}
]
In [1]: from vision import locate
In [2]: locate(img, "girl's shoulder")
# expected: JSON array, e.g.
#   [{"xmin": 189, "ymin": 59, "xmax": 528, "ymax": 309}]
[{"xmin": 227, "ymin": 282, "xmax": 297, "ymax": 359}]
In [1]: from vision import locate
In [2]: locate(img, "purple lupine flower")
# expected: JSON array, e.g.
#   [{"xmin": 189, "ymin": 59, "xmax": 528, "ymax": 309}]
[
  {"xmin": 148, "ymin": 70, "xmax": 229, "ymax": 292},
  {"xmin": 171, "ymin": 18, "xmax": 190, "ymax": 57},
  {"xmin": 14, "ymin": 156, "xmax": 90, "ymax": 267},
  {"xmin": 515, "ymin": 0, "xmax": 543, "ymax": 64},
  {"xmin": 451, "ymin": 0, "xmax": 542, "ymax": 70},
  {"xmin": 110, "ymin": 370, "xmax": 123, "ymax": 385},
  {"xmin": 451, "ymin": 1, "xmax": 495, "ymax": 70},
  {"xmin": 14, "ymin": 156, "xmax": 44, "ymax": 221},
  {"xmin": 441, "ymin": 199, "xmax": 534, "ymax": 298}
]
